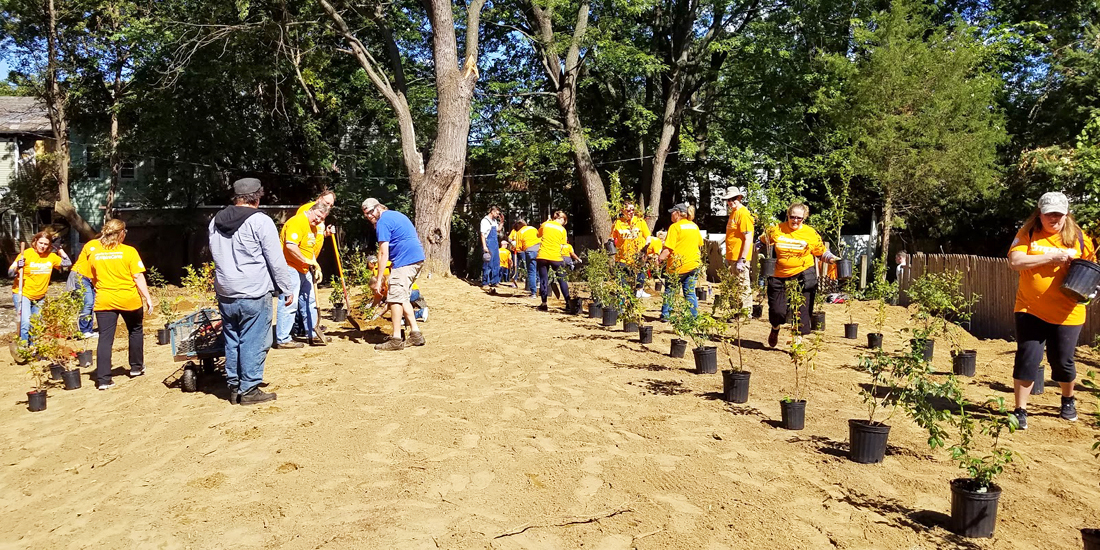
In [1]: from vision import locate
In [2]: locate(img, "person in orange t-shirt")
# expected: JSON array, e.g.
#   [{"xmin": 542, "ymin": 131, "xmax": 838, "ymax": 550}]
[
  {"xmin": 1006, "ymin": 192, "xmax": 1097, "ymax": 430},
  {"xmin": 720, "ymin": 186, "xmax": 754, "ymax": 311},
  {"xmin": 760, "ymin": 202, "xmax": 838, "ymax": 345},
  {"xmin": 8, "ymin": 231, "xmax": 71, "ymax": 344}
]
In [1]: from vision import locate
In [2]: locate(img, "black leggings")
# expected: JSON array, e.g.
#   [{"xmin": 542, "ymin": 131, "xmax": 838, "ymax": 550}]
[
  {"xmin": 1013, "ymin": 312, "xmax": 1082, "ymax": 383},
  {"xmin": 767, "ymin": 267, "xmax": 817, "ymax": 335},
  {"xmin": 95, "ymin": 308, "xmax": 144, "ymax": 385},
  {"xmin": 537, "ymin": 259, "xmax": 570, "ymax": 303}
]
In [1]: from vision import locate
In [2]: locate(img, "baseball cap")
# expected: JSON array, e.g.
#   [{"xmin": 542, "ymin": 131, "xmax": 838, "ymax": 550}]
[
  {"xmin": 718, "ymin": 186, "xmax": 745, "ymax": 201},
  {"xmin": 362, "ymin": 198, "xmax": 382, "ymax": 212},
  {"xmin": 668, "ymin": 203, "xmax": 689, "ymax": 214},
  {"xmin": 233, "ymin": 177, "xmax": 262, "ymax": 195},
  {"xmin": 1038, "ymin": 192, "xmax": 1069, "ymax": 215}
]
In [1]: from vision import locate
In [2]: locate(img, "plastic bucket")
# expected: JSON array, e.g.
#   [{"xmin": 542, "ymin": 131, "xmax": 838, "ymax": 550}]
[
  {"xmin": 1061, "ymin": 259, "xmax": 1100, "ymax": 303},
  {"xmin": 848, "ymin": 419, "xmax": 891, "ymax": 464},
  {"xmin": 780, "ymin": 399, "xmax": 806, "ymax": 430},
  {"xmin": 601, "ymin": 308, "xmax": 619, "ymax": 327},
  {"xmin": 693, "ymin": 346, "xmax": 718, "ymax": 374},
  {"xmin": 950, "ymin": 478, "xmax": 1001, "ymax": 538},
  {"xmin": 722, "ymin": 370, "xmax": 751, "ymax": 403},
  {"xmin": 638, "ymin": 326, "xmax": 653, "ymax": 344},
  {"xmin": 62, "ymin": 369, "xmax": 82, "ymax": 390},
  {"xmin": 761, "ymin": 258, "xmax": 777, "ymax": 278},
  {"xmin": 836, "ymin": 258, "xmax": 853, "ymax": 280},
  {"xmin": 867, "ymin": 333, "xmax": 883, "ymax": 349},
  {"xmin": 670, "ymin": 339, "xmax": 688, "ymax": 358},
  {"xmin": 588, "ymin": 303, "xmax": 603, "ymax": 319},
  {"xmin": 844, "ymin": 323, "xmax": 858, "ymax": 339},
  {"xmin": 952, "ymin": 350, "xmax": 977, "ymax": 377},
  {"xmin": 811, "ymin": 312, "xmax": 826, "ymax": 332}
]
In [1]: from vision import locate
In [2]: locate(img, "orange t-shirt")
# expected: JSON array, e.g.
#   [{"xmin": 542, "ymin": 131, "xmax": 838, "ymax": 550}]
[
  {"xmin": 12, "ymin": 248, "xmax": 63, "ymax": 300},
  {"xmin": 1010, "ymin": 228, "xmax": 1096, "ymax": 325},
  {"xmin": 767, "ymin": 222, "xmax": 826, "ymax": 278},
  {"xmin": 89, "ymin": 244, "xmax": 145, "ymax": 311},
  {"xmin": 610, "ymin": 217, "xmax": 651, "ymax": 265},
  {"xmin": 516, "ymin": 225, "xmax": 540, "ymax": 252},
  {"xmin": 724, "ymin": 206, "xmax": 755, "ymax": 261},
  {"xmin": 499, "ymin": 247, "xmax": 512, "ymax": 268},
  {"xmin": 71, "ymin": 239, "xmax": 101, "ymax": 279},
  {"xmin": 281, "ymin": 213, "xmax": 319, "ymax": 274}
]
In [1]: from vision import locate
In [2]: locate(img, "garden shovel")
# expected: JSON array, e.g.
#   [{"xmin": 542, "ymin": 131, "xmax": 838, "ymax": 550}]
[
  {"xmin": 330, "ymin": 233, "xmax": 360, "ymax": 330},
  {"xmin": 9, "ymin": 242, "xmax": 27, "ymax": 363},
  {"xmin": 308, "ymin": 267, "xmax": 328, "ymax": 346}
]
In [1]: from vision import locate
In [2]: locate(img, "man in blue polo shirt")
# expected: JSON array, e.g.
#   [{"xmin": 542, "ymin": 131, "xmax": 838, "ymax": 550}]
[{"xmin": 362, "ymin": 198, "xmax": 426, "ymax": 351}]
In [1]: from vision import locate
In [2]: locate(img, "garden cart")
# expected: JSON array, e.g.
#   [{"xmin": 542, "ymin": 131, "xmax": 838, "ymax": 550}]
[{"xmin": 168, "ymin": 308, "xmax": 225, "ymax": 392}]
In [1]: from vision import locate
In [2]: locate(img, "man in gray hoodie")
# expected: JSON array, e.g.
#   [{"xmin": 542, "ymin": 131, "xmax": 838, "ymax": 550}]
[{"xmin": 208, "ymin": 178, "xmax": 295, "ymax": 405}]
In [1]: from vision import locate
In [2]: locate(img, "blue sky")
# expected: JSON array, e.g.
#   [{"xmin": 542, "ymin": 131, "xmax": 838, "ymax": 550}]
[{"xmin": 0, "ymin": 56, "xmax": 10, "ymax": 81}]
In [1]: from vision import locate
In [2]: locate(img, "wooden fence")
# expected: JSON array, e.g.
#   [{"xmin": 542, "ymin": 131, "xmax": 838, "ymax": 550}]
[{"xmin": 898, "ymin": 253, "xmax": 1100, "ymax": 343}]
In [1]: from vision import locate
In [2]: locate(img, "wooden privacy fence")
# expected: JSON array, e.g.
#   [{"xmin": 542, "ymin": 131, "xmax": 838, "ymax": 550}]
[{"xmin": 899, "ymin": 253, "xmax": 1100, "ymax": 343}]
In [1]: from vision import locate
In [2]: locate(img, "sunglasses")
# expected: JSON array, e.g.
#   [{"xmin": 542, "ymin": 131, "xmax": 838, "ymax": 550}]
[{"xmin": 788, "ymin": 216, "xmax": 805, "ymax": 221}]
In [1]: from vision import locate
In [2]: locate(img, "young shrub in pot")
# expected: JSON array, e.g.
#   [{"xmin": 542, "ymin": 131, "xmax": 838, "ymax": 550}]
[
  {"xmin": 780, "ymin": 280, "xmax": 822, "ymax": 430},
  {"xmin": 947, "ymin": 396, "xmax": 1017, "ymax": 539},
  {"xmin": 715, "ymin": 266, "xmax": 752, "ymax": 402},
  {"xmin": 865, "ymin": 259, "xmax": 897, "ymax": 349}
]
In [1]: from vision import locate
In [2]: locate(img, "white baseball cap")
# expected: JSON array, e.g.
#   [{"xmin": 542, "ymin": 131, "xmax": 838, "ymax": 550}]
[
  {"xmin": 719, "ymin": 186, "xmax": 746, "ymax": 201},
  {"xmin": 1038, "ymin": 192, "xmax": 1069, "ymax": 215}
]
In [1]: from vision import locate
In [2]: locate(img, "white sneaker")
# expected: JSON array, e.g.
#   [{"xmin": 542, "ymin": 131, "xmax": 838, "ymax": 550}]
[
  {"xmin": 419, "ymin": 307, "xmax": 429, "ymax": 322},
  {"xmin": 83, "ymin": 332, "xmax": 97, "ymax": 339},
  {"xmin": 636, "ymin": 289, "xmax": 652, "ymax": 298},
  {"xmin": 98, "ymin": 383, "xmax": 115, "ymax": 391}
]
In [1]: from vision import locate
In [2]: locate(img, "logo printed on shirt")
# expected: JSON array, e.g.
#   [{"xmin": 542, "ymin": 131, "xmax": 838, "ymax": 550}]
[
  {"xmin": 775, "ymin": 236, "xmax": 808, "ymax": 251},
  {"xmin": 1030, "ymin": 242, "xmax": 1080, "ymax": 257}
]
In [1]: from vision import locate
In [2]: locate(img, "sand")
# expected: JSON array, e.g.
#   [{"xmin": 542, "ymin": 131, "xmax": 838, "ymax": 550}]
[{"xmin": 1, "ymin": 276, "xmax": 1098, "ymax": 549}]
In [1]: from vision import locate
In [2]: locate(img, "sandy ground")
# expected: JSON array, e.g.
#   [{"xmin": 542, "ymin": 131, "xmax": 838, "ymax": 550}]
[{"xmin": 1, "ymin": 276, "xmax": 1099, "ymax": 550}]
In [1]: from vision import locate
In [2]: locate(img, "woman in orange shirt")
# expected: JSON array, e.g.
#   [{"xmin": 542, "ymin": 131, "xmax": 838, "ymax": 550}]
[
  {"xmin": 88, "ymin": 220, "xmax": 153, "ymax": 389},
  {"xmin": 7, "ymin": 231, "xmax": 72, "ymax": 344},
  {"xmin": 760, "ymin": 203, "xmax": 838, "ymax": 347},
  {"xmin": 1007, "ymin": 192, "xmax": 1096, "ymax": 430}
]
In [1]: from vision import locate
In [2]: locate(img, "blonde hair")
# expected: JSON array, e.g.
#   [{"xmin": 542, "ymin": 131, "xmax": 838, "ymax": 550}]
[
  {"xmin": 687, "ymin": 205, "xmax": 696, "ymax": 221},
  {"xmin": 788, "ymin": 203, "xmax": 809, "ymax": 219},
  {"xmin": 1020, "ymin": 208, "xmax": 1083, "ymax": 249},
  {"xmin": 100, "ymin": 219, "xmax": 127, "ymax": 249}
]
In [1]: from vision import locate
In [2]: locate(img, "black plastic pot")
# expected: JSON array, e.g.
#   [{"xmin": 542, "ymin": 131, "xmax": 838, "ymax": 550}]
[
  {"xmin": 568, "ymin": 298, "xmax": 584, "ymax": 315},
  {"xmin": 780, "ymin": 399, "xmax": 806, "ymax": 430},
  {"xmin": 601, "ymin": 307, "xmax": 619, "ymax": 327},
  {"xmin": 722, "ymin": 370, "xmax": 751, "ymax": 404},
  {"xmin": 332, "ymin": 306, "xmax": 347, "ymax": 322},
  {"xmin": 49, "ymin": 363, "xmax": 64, "ymax": 380},
  {"xmin": 1082, "ymin": 528, "xmax": 1100, "ymax": 550},
  {"xmin": 157, "ymin": 328, "xmax": 170, "ymax": 345},
  {"xmin": 868, "ymin": 333, "xmax": 883, "ymax": 349},
  {"xmin": 811, "ymin": 311, "xmax": 826, "ymax": 332},
  {"xmin": 638, "ymin": 326, "xmax": 653, "ymax": 344},
  {"xmin": 844, "ymin": 323, "xmax": 858, "ymax": 339},
  {"xmin": 693, "ymin": 346, "xmax": 718, "ymax": 374},
  {"xmin": 952, "ymin": 350, "xmax": 977, "ymax": 377},
  {"xmin": 623, "ymin": 321, "xmax": 639, "ymax": 333},
  {"xmin": 670, "ymin": 338, "xmax": 688, "ymax": 358},
  {"xmin": 27, "ymin": 390, "xmax": 47, "ymax": 412},
  {"xmin": 848, "ymin": 419, "xmax": 891, "ymax": 464},
  {"xmin": 950, "ymin": 478, "xmax": 1001, "ymax": 538},
  {"xmin": 1031, "ymin": 366, "xmax": 1045, "ymax": 395},
  {"xmin": 61, "ymin": 369, "xmax": 82, "ymax": 390},
  {"xmin": 589, "ymin": 303, "xmax": 603, "ymax": 319},
  {"xmin": 761, "ymin": 258, "xmax": 777, "ymax": 278},
  {"xmin": 752, "ymin": 304, "xmax": 763, "ymax": 318},
  {"xmin": 655, "ymin": 280, "xmax": 664, "ymax": 293},
  {"xmin": 836, "ymin": 258, "xmax": 853, "ymax": 280},
  {"xmin": 77, "ymin": 350, "xmax": 92, "ymax": 367},
  {"xmin": 697, "ymin": 287, "xmax": 709, "ymax": 302},
  {"xmin": 911, "ymin": 338, "xmax": 935, "ymax": 361},
  {"xmin": 1061, "ymin": 259, "xmax": 1100, "ymax": 303}
]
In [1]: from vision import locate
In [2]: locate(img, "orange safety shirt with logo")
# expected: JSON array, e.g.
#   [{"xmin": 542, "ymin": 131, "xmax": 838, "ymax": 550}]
[
  {"xmin": 12, "ymin": 248, "xmax": 63, "ymax": 300},
  {"xmin": 1010, "ymin": 228, "xmax": 1097, "ymax": 325},
  {"xmin": 536, "ymin": 220, "xmax": 568, "ymax": 262},
  {"xmin": 767, "ymin": 222, "xmax": 826, "ymax": 278},
  {"xmin": 295, "ymin": 201, "xmax": 326, "ymax": 259},
  {"xmin": 561, "ymin": 243, "xmax": 576, "ymax": 259},
  {"xmin": 610, "ymin": 217, "xmax": 651, "ymax": 264},
  {"xmin": 71, "ymin": 239, "xmax": 101, "ymax": 279},
  {"xmin": 724, "ymin": 206, "xmax": 755, "ymax": 261},
  {"xmin": 516, "ymin": 225, "xmax": 540, "ymax": 252},
  {"xmin": 88, "ymin": 244, "xmax": 145, "ymax": 311},
  {"xmin": 499, "ymin": 247, "xmax": 512, "ymax": 269},
  {"xmin": 281, "ymin": 213, "xmax": 319, "ymax": 273},
  {"xmin": 663, "ymin": 219, "xmax": 704, "ymax": 274}
]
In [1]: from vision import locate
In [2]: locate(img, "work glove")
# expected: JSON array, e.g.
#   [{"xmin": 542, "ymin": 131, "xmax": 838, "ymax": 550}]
[
  {"xmin": 17, "ymin": 257, "xmax": 25, "ymax": 269},
  {"xmin": 311, "ymin": 263, "xmax": 323, "ymax": 283},
  {"xmin": 735, "ymin": 259, "xmax": 748, "ymax": 272}
]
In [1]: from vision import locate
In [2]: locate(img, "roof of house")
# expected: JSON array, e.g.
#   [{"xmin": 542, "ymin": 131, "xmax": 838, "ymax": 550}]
[{"xmin": 0, "ymin": 96, "xmax": 51, "ymax": 135}]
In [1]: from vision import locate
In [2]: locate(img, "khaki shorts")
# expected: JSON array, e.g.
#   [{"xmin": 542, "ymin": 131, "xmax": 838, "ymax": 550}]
[{"xmin": 387, "ymin": 262, "xmax": 423, "ymax": 304}]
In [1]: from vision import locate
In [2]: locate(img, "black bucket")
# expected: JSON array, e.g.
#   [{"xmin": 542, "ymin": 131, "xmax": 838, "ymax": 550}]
[
  {"xmin": 844, "ymin": 323, "xmax": 858, "ymax": 339},
  {"xmin": 836, "ymin": 258, "xmax": 853, "ymax": 280},
  {"xmin": 952, "ymin": 350, "xmax": 977, "ymax": 377},
  {"xmin": 848, "ymin": 419, "xmax": 891, "ymax": 464},
  {"xmin": 332, "ymin": 307, "xmax": 347, "ymax": 322},
  {"xmin": 752, "ymin": 304, "xmax": 763, "ymax": 318},
  {"xmin": 27, "ymin": 390, "xmax": 47, "ymax": 412},
  {"xmin": 911, "ymin": 338, "xmax": 935, "ymax": 362},
  {"xmin": 761, "ymin": 258, "xmax": 777, "ymax": 278},
  {"xmin": 588, "ymin": 303, "xmax": 603, "ymax": 319},
  {"xmin": 722, "ymin": 370, "xmax": 751, "ymax": 403},
  {"xmin": 868, "ymin": 333, "xmax": 883, "ymax": 349},
  {"xmin": 1061, "ymin": 259, "xmax": 1100, "ymax": 303},
  {"xmin": 655, "ymin": 280, "xmax": 664, "ymax": 293},
  {"xmin": 77, "ymin": 350, "xmax": 92, "ymax": 367},
  {"xmin": 1082, "ymin": 528, "xmax": 1100, "ymax": 550},
  {"xmin": 780, "ymin": 399, "xmax": 806, "ymax": 430},
  {"xmin": 49, "ymin": 363, "xmax": 64, "ymax": 380},
  {"xmin": 697, "ymin": 287, "xmax": 708, "ymax": 302},
  {"xmin": 1031, "ymin": 366, "xmax": 1045, "ymax": 395},
  {"xmin": 950, "ymin": 478, "xmax": 1001, "ymax": 538},
  {"xmin": 638, "ymin": 326, "xmax": 653, "ymax": 344},
  {"xmin": 693, "ymin": 346, "xmax": 718, "ymax": 374},
  {"xmin": 157, "ymin": 328, "xmax": 170, "ymax": 345},
  {"xmin": 62, "ymin": 369, "xmax": 82, "ymax": 390},
  {"xmin": 670, "ymin": 338, "xmax": 688, "ymax": 358},
  {"xmin": 811, "ymin": 312, "xmax": 826, "ymax": 332},
  {"xmin": 601, "ymin": 307, "xmax": 619, "ymax": 327},
  {"xmin": 623, "ymin": 321, "xmax": 639, "ymax": 333}
]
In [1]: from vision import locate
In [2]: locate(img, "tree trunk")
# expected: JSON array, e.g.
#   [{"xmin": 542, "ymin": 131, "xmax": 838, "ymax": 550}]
[
  {"xmin": 560, "ymin": 91, "xmax": 611, "ymax": 240},
  {"xmin": 645, "ymin": 74, "xmax": 683, "ymax": 231},
  {"xmin": 105, "ymin": 62, "xmax": 122, "ymax": 223},
  {"xmin": 880, "ymin": 193, "xmax": 894, "ymax": 283}
]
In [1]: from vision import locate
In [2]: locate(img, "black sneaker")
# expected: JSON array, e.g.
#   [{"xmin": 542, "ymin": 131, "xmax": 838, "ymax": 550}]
[
  {"xmin": 239, "ymin": 387, "xmax": 276, "ymax": 405},
  {"xmin": 1060, "ymin": 396, "xmax": 1078, "ymax": 422},
  {"xmin": 537, "ymin": 303, "xmax": 549, "ymax": 311},
  {"xmin": 767, "ymin": 328, "xmax": 780, "ymax": 348},
  {"xmin": 1012, "ymin": 408, "xmax": 1028, "ymax": 430},
  {"xmin": 228, "ymin": 384, "xmax": 240, "ymax": 405},
  {"xmin": 128, "ymin": 367, "xmax": 145, "ymax": 378}
]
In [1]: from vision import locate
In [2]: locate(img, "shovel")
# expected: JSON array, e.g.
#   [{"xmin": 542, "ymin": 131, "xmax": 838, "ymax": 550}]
[
  {"xmin": 308, "ymin": 267, "xmax": 328, "ymax": 346},
  {"xmin": 330, "ymin": 232, "xmax": 361, "ymax": 330},
  {"xmin": 9, "ymin": 243, "xmax": 28, "ymax": 364}
]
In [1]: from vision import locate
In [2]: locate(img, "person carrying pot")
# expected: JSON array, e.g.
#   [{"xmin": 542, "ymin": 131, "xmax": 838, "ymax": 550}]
[
  {"xmin": 658, "ymin": 203, "xmax": 705, "ymax": 320},
  {"xmin": 513, "ymin": 219, "xmax": 541, "ymax": 299},
  {"xmin": 720, "ymin": 186, "xmax": 755, "ymax": 312},
  {"xmin": 760, "ymin": 202, "xmax": 838, "ymax": 347},
  {"xmin": 275, "ymin": 201, "xmax": 330, "ymax": 349},
  {"xmin": 535, "ymin": 211, "xmax": 572, "ymax": 311},
  {"xmin": 86, "ymin": 219, "xmax": 154, "ymax": 390},
  {"xmin": 1007, "ymin": 191, "xmax": 1096, "ymax": 430},
  {"xmin": 479, "ymin": 205, "xmax": 503, "ymax": 291},
  {"xmin": 8, "ymin": 231, "xmax": 72, "ymax": 345},
  {"xmin": 610, "ymin": 202, "xmax": 652, "ymax": 298},
  {"xmin": 362, "ymin": 198, "xmax": 426, "ymax": 351}
]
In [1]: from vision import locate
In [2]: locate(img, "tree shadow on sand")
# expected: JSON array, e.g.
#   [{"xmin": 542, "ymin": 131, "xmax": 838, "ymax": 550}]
[
  {"xmin": 836, "ymin": 490, "xmax": 982, "ymax": 549},
  {"xmin": 630, "ymin": 378, "xmax": 691, "ymax": 396}
]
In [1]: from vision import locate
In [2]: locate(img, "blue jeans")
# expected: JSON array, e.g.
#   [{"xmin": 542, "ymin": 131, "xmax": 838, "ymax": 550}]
[
  {"xmin": 12, "ymin": 293, "xmax": 41, "ymax": 343},
  {"xmin": 481, "ymin": 227, "xmax": 501, "ymax": 286},
  {"xmin": 297, "ymin": 271, "xmax": 318, "ymax": 334},
  {"xmin": 524, "ymin": 246, "xmax": 540, "ymax": 296},
  {"xmin": 617, "ymin": 262, "xmax": 646, "ymax": 289},
  {"xmin": 78, "ymin": 276, "xmax": 95, "ymax": 334},
  {"xmin": 661, "ymin": 268, "xmax": 700, "ymax": 319},
  {"xmin": 411, "ymin": 289, "xmax": 425, "ymax": 320},
  {"xmin": 274, "ymin": 266, "xmax": 302, "ymax": 344},
  {"xmin": 219, "ymin": 295, "xmax": 273, "ymax": 394},
  {"xmin": 537, "ymin": 259, "xmax": 570, "ymax": 303}
]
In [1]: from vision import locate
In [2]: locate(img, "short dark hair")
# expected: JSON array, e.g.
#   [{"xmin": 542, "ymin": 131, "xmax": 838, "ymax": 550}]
[{"xmin": 234, "ymin": 188, "xmax": 263, "ymax": 206}]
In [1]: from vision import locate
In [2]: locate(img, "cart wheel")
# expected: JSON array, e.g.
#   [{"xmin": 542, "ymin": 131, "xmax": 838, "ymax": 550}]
[{"xmin": 181, "ymin": 365, "xmax": 199, "ymax": 393}]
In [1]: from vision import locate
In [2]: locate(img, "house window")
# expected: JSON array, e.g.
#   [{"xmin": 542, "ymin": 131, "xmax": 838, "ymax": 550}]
[
  {"xmin": 120, "ymin": 161, "xmax": 136, "ymax": 180},
  {"xmin": 85, "ymin": 149, "xmax": 100, "ymax": 178}
]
